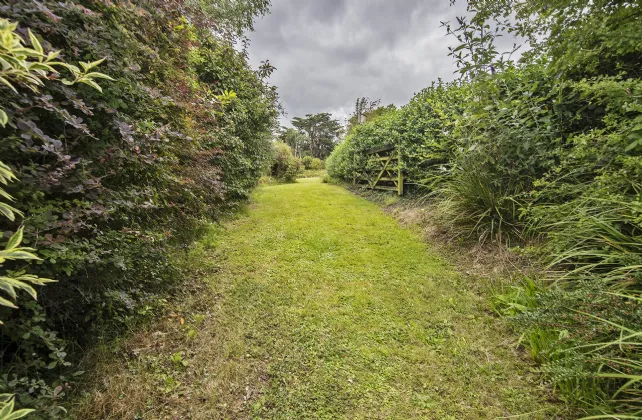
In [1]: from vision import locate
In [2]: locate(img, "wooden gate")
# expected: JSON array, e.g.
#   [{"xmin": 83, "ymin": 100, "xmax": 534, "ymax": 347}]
[{"xmin": 354, "ymin": 145, "xmax": 405, "ymax": 196}]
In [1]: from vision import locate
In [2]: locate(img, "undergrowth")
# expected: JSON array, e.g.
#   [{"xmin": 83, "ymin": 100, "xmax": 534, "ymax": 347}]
[{"xmin": 327, "ymin": 0, "xmax": 642, "ymax": 416}]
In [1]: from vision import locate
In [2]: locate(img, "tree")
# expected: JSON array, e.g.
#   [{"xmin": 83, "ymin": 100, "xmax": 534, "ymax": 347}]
[
  {"xmin": 183, "ymin": 0, "xmax": 271, "ymax": 38},
  {"xmin": 354, "ymin": 97, "xmax": 381, "ymax": 123},
  {"xmin": 278, "ymin": 127, "xmax": 309, "ymax": 158},
  {"xmin": 346, "ymin": 98, "xmax": 395, "ymax": 135},
  {"xmin": 291, "ymin": 113, "xmax": 343, "ymax": 159}
]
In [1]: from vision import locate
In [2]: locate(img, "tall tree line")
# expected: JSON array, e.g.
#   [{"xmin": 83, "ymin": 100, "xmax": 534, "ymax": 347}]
[{"xmin": 279, "ymin": 113, "xmax": 342, "ymax": 159}]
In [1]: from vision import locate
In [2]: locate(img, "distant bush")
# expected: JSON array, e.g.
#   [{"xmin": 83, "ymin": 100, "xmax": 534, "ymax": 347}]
[
  {"xmin": 310, "ymin": 158, "xmax": 325, "ymax": 170},
  {"xmin": 271, "ymin": 143, "xmax": 301, "ymax": 183},
  {"xmin": 301, "ymin": 156, "xmax": 314, "ymax": 169},
  {"xmin": 321, "ymin": 174, "xmax": 339, "ymax": 185},
  {"xmin": 301, "ymin": 156, "xmax": 325, "ymax": 170}
]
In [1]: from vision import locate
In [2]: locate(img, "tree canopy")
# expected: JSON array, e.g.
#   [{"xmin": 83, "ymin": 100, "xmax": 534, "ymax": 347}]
[
  {"xmin": 291, "ymin": 113, "xmax": 343, "ymax": 159},
  {"xmin": 346, "ymin": 98, "xmax": 396, "ymax": 135},
  {"xmin": 278, "ymin": 127, "xmax": 309, "ymax": 158}
]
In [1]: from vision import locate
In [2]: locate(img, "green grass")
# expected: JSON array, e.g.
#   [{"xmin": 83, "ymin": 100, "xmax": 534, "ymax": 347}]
[
  {"xmin": 206, "ymin": 178, "xmax": 559, "ymax": 418},
  {"xmin": 75, "ymin": 178, "xmax": 562, "ymax": 419}
]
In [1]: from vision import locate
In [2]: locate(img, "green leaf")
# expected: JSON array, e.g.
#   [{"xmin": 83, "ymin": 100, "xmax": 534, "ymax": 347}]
[
  {"xmin": 0, "ymin": 395, "xmax": 16, "ymax": 404},
  {"xmin": 79, "ymin": 57, "xmax": 106, "ymax": 72},
  {"xmin": 0, "ymin": 280, "xmax": 17, "ymax": 300},
  {"xmin": 0, "ymin": 109, "xmax": 7, "ymax": 127},
  {"xmin": 0, "ymin": 189, "xmax": 13, "ymax": 200},
  {"xmin": 0, "ymin": 203, "xmax": 19, "ymax": 222},
  {"xmin": 44, "ymin": 50, "xmax": 62, "ymax": 61},
  {"xmin": 6, "ymin": 227, "xmax": 23, "ymax": 250},
  {"xmin": 0, "ymin": 296, "xmax": 18, "ymax": 309},
  {"xmin": 0, "ymin": 396, "xmax": 15, "ymax": 418},
  {"xmin": 0, "ymin": 162, "xmax": 17, "ymax": 181},
  {"xmin": 0, "ymin": 76, "xmax": 18, "ymax": 94},
  {"xmin": 78, "ymin": 78, "xmax": 103, "ymax": 92},
  {"xmin": 0, "ymin": 249, "xmax": 40, "ymax": 260},
  {"xmin": 27, "ymin": 29, "xmax": 43, "ymax": 55},
  {"xmin": 5, "ymin": 408, "xmax": 36, "ymax": 420},
  {"xmin": 625, "ymin": 140, "xmax": 639, "ymax": 152},
  {"xmin": 83, "ymin": 72, "xmax": 115, "ymax": 81},
  {"xmin": 27, "ymin": 62, "xmax": 57, "ymax": 73},
  {"xmin": 14, "ymin": 274, "xmax": 56, "ymax": 286},
  {"xmin": 0, "ymin": 277, "xmax": 37, "ymax": 300},
  {"xmin": 56, "ymin": 62, "xmax": 80, "ymax": 75}
]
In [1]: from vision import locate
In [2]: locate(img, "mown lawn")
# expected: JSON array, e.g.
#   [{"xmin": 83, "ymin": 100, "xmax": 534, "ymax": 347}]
[{"xmin": 76, "ymin": 178, "xmax": 562, "ymax": 419}]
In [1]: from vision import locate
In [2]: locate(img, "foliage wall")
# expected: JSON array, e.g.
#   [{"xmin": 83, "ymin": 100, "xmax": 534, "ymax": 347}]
[
  {"xmin": 0, "ymin": 0, "xmax": 277, "ymax": 416},
  {"xmin": 327, "ymin": 0, "xmax": 642, "ymax": 417},
  {"xmin": 327, "ymin": 82, "xmax": 467, "ymax": 187}
]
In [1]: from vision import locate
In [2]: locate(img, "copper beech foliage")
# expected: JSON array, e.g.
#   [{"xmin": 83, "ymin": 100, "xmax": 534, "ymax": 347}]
[{"xmin": 0, "ymin": 0, "xmax": 277, "ymax": 415}]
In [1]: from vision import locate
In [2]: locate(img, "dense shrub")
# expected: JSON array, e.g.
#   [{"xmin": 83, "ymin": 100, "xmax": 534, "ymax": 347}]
[
  {"xmin": 301, "ymin": 156, "xmax": 314, "ymax": 169},
  {"xmin": 310, "ymin": 158, "xmax": 324, "ymax": 170},
  {"xmin": 0, "ymin": 0, "xmax": 277, "ymax": 415},
  {"xmin": 327, "ymin": 108, "xmax": 399, "ymax": 182},
  {"xmin": 328, "ymin": 0, "xmax": 642, "ymax": 416},
  {"xmin": 270, "ymin": 142, "xmax": 301, "ymax": 183},
  {"xmin": 301, "ymin": 156, "xmax": 324, "ymax": 170},
  {"xmin": 327, "ymin": 82, "xmax": 467, "ymax": 189}
]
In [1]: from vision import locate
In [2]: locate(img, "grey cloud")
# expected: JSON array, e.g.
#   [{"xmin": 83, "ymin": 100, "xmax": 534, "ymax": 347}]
[{"xmin": 248, "ymin": 0, "xmax": 470, "ymax": 126}]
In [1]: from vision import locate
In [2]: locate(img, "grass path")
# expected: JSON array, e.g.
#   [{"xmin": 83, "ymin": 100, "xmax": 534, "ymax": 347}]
[{"xmin": 79, "ymin": 178, "xmax": 560, "ymax": 419}]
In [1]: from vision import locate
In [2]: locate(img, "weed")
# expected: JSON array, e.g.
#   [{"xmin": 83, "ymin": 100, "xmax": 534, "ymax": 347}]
[{"xmin": 170, "ymin": 351, "xmax": 188, "ymax": 369}]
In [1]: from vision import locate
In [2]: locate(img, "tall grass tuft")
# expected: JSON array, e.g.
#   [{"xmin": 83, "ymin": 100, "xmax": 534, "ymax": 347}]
[
  {"xmin": 494, "ymin": 276, "xmax": 642, "ymax": 417},
  {"xmin": 539, "ymin": 196, "xmax": 642, "ymax": 287},
  {"xmin": 435, "ymin": 163, "xmax": 525, "ymax": 244}
]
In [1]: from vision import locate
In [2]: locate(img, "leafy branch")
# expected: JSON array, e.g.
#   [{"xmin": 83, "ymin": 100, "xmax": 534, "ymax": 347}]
[
  {"xmin": 0, "ymin": 18, "xmax": 112, "ymax": 312},
  {"xmin": 0, "ymin": 18, "xmax": 114, "ymax": 127}
]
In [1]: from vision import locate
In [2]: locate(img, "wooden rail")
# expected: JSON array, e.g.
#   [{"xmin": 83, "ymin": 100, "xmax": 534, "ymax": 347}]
[{"xmin": 353, "ymin": 145, "xmax": 405, "ymax": 196}]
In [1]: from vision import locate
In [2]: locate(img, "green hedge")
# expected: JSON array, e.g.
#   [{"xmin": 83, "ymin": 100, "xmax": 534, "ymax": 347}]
[
  {"xmin": 327, "ymin": 82, "xmax": 468, "ymax": 188},
  {"xmin": 0, "ymin": 0, "xmax": 277, "ymax": 415},
  {"xmin": 327, "ymin": 0, "xmax": 642, "ymax": 416}
]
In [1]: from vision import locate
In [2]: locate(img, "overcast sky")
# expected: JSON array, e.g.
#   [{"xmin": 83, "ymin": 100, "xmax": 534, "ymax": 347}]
[{"xmin": 247, "ymin": 0, "xmax": 469, "ymax": 127}]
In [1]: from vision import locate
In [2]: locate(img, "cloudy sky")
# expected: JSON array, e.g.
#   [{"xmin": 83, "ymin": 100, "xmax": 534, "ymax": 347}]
[{"xmin": 247, "ymin": 0, "xmax": 469, "ymax": 127}]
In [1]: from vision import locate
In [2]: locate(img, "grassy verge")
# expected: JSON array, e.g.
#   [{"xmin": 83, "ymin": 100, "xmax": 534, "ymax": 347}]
[{"xmin": 72, "ymin": 178, "xmax": 566, "ymax": 419}]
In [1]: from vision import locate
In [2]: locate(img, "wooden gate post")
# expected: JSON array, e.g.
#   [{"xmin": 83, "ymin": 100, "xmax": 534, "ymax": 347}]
[{"xmin": 397, "ymin": 151, "xmax": 404, "ymax": 196}]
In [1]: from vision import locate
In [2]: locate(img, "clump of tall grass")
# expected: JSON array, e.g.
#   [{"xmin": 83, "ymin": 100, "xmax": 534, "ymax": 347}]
[
  {"xmin": 493, "ymin": 279, "xmax": 642, "ymax": 417},
  {"xmin": 488, "ymin": 190, "xmax": 642, "ymax": 417},
  {"xmin": 434, "ymin": 162, "xmax": 525, "ymax": 244},
  {"xmin": 538, "ymin": 196, "xmax": 642, "ymax": 287},
  {"xmin": 493, "ymin": 192, "xmax": 642, "ymax": 416}
]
